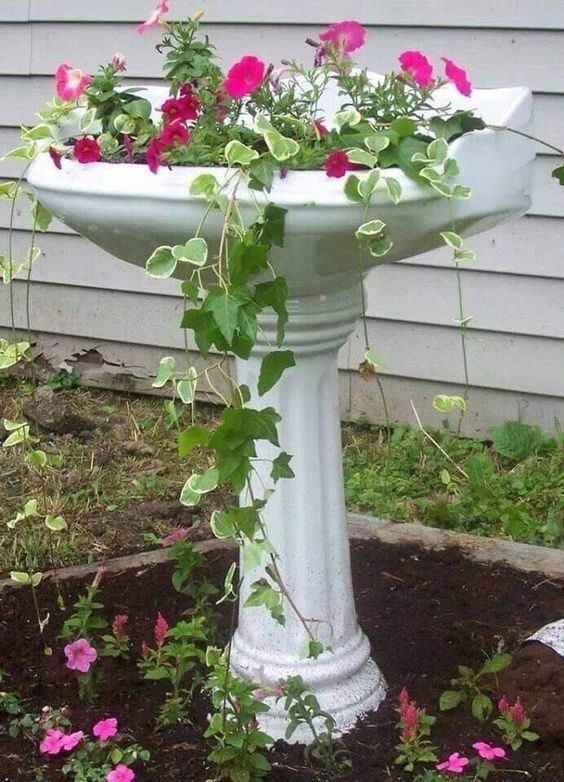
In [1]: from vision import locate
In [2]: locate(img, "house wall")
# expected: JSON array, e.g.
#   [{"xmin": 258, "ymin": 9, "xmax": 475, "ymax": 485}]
[{"xmin": 1, "ymin": 1, "xmax": 563, "ymax": 435}]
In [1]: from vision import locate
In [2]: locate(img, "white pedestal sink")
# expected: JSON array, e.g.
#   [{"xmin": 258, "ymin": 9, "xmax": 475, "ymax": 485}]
[{"xmin": 28, "ymin": 80, "xmax": 534, "ymax": 740}]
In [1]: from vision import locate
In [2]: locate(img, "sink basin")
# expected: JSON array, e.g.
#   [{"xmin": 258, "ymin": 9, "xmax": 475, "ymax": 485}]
[{"xmin": 26, "ymin": 77, "xmax": 535, "ymax": 741}]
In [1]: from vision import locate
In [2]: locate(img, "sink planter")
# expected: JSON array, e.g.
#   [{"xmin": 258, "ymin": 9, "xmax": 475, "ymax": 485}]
[{"xmin": 23, "ymin": 16, "xmax": 535, "ymax": 747}]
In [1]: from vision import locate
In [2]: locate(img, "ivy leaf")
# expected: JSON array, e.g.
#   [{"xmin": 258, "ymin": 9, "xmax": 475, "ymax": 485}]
[
  {"xmin": 356, "ymin": 219, "xmax": 386, "ymax": 238},
  {"xmin": 271, "ymin": 452, "xmax": 294, "ymax": 482},
  {"xmin": 248, "ymin": 157, "xmax": 277, "ymax": 191},
  {"xmin": 229, "ymin": 241, "xmax": 269, "ymax": 286},
  {"xmin": 32, "ymin": 200, "xmax": 53, "ymax": 232},
  {"xmin": 384, "ymin": 177, "xmax": 402, "ymax": 204},
  {"xmin": 178, "ymin": 425, "xmax": 210, "ymax": 458},
  {"xmin": 346, "ymin": 148, "xmax": 377, "ymax": 169},
  {"xmin": 202, "ymin": 286, "xmax": 250, "ymax": 344},
  {"xmin": 253, "ymin": 277, "xmax": 289, "ymax": 345},
  {"xmin": 187, "ymin": 467, "xmax": 219, "ymax": 495},
  {"xmin": 258, "ymin": 350, "xmax": 295, "ymax": 396},
  {"xmin": 189, "ymin": 173, "xmax": 219, "ymax": 200},
  {"xmin": 172, "ymin": 237, "xmax": 208, "ymax": 266},
  {"xmin": 368, "ymin": 234, "xmax": 394, "ymax": 258},
  {"xmin": 307, "ymin": 640, "xmax": 324, "ymax": 659},
  {"xmin": 225, "ymin": 140, "xmax": 260, "ymax": 167},
  {"xmin": 146, "ymin": 246, "xmax": 177, "ymax": 278},
  {"xmin": 254, "ymin": 204, "xmax": 287, "ymax": 248},
  {"xmin": 390, "ymin": 117, "xmax": 417, "ymax": 138},
  {"xmin": 552, "ymin": 165, "xmax": 564, "ymax": 185},
  {"xmin": 344, "ymin": 174, "xmax": 363, "ymax": 203},
  {"xmin": 45, "ymin": 515, "xmax": 67, "ymax": 532},
  {"xmin": 153, "ymin": 356, "xmax": 175, "ymax": 388}
]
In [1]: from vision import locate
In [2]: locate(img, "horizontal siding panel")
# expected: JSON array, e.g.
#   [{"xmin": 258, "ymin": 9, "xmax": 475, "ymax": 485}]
[
  {"xmin": 24, "ymin": 24, "xmax": 564, "ymax": 94},
  {"xmin": 0, "ymin": 3, "xmax": 29, "ymax": 22},
  {"xmin": 1, "ymin": 281, "xmax": 562, "ymax": 397},
  {"xmin": 26, "ymin": 1, "xmax": 564, "ymax": 29},
  {"xmin": 0, "ymin": 24, "xmax": 30, "ymax": 75}
]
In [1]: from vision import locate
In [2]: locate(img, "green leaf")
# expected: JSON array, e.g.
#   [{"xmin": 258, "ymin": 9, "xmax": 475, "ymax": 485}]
[
  {"xmin": 307, "ymin": 640, "xmax": 324, "ymax": 659},
  {"xmin": 203, "ymin": 287, "xmax": 250, "ymax": 344},
  {"xmin": 254, "ymin": 204, "xmax": 288, "ymax": 248},
  {"xmin": 384, "ymin": 177, "xmax": 402, "ymax": 204},
  {"xmin": 187, "ymin": 467, "xmax": 219, "ymax": 495},
  {"xmin": 225, "ymin": 140, "xmax": 260, "ymax": 167},
  {"xmin": 440, "ymin": 231, "xmax": 464, "ymax": 251},
  {"xmin": 344, "ymin": 174, "xmax": 362, "ymax": 203},
  {"xmin": 271, "ymin": 451, "xmax": 294, "ymax": 482},
  {"xmin": 45, "ymin": 515, "xmax": 67, "ymax": 532},
  {"xmin": 365, "ymin": 134, "xmax": 390, "ymax": 154},
  {"xmin": 123, "ymin": 97, "xmax": 152, "ymax": 120},
  {"xmin": 253, "ymin": 277, "xmax": 289, "ymax": 345},
  {"xmin": 178, "ymin": 425, "xmax": 210, "ymax": 458},
  {"xmin": 358, "ymin": 169, "xmax": 382, "ymax": 202},
  {"xmin": 356, "ymin": 219, "xmax": 386, "ymax": 238},
  {"xmin": 439, "ymin": 690, "xmax": 464, "ymax": 711},
  {"xmin": 364, "ymin": 347, "xmax": 385, "ymax": 370},
  {"xmin": 210, "ymin": 510, "xmax": 234, "ymax": 539},
  {"xmin": 480, "ymin": 653, "xmax": 512, "ymax": 675},
  {"xmin": 334, "ymin": 107, "xmax": 362, "ymax": 130},
  {"xmin": 471, "ymin": 693, "xmax": 493, "ymax": 721},
  {"xmin": 177, "ymin": 367, "xmax": 198, "ymax": 404},
  {"xmin": 368, "ymin": 234, "xmax": 393, "ymax": 258},
  {"xmin": 552, "ymin": 164, "xmax": 564, "ymax": 185},
  {"xmin": 248, "ymin": 157, "xmax": 277, "ymax": 191},
  {"xmin": 521, "ymin": 731, "xmax": 540, "ymax": 742},
  {"xmin": 229, "ymin": 241, "xmax": 269, "ymax": 286},
  {"xmin": 179, "ymin": 480, "xmax": 200, "ymax": 507},
  {"xmin": 189, "ymin": 173, "xmax": 219, "ymax": 200},
  {"xmin": 492, "ymin": 420, "xmax": 547, "ymax": 462},
  {"xmin": 345, "ymin": 149, "xmax": 377, "ymax": 169},
  {"xmin": 32, "ymin": 201, "xmax": 53, "ymax": 232},
  {"xmin": 172, "ymin": 237, "xmax": 208, "ymax": 266},
  {"xmin": 10, "ymin": 571, "xmax": 31, "ymax": 585},
  {"xmin": 153, "ymin": 356, "xmax": 175, "ymax": 388},
  {"xmin": 390, "ymin": 118, "xmax": 417, "ymax": 138},
  {"xmin": 433, "ymin": 394, "xmax": 466, "ymax": 413},
  {"xmin": 146, "ymin": 246, "xmax": 177, "ymax": 278},
  {"xmin": 257, "ymin": 350, "xmax": 295, "ymax": 396}
]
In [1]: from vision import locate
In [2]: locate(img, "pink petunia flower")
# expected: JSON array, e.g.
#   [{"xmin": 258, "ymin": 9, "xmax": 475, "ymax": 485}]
[
  {"xmin": 49, "ymin": 146, "xmax": 63, "ymax": 170},
  {"xmin": 442, "ymin": 57, "xmax": 472, "ymax": 97},
  {"xmin": 146, "ymin": 137, "xmax": 166, "ymax": 174},
  {"xmin": 137, "ymin": 0, "xmax": 169, "ymax": 34},
  {"xmin": 107, "ymin": 765, "xmax": 135, "ymax": 782},
  {"xmin": 436, "ymin": 752, "xmax": 470, "ymax": 774},
  {"xmin": 161, "ymin": 528, "xmax": 190, "ymax": 547},
  {"xmin": 55, "ymin": 64, "xmax": 92, "ymax": 102},
  {"xmin": 60, "ymin": 731, "xmax": 84, "ymax": 751},
  {"xmin": 473, "ymin": 742, "xmax": 506, "ymax": 761},
  {"xmin": 324, "ymin": 150, "xmax": 351, "ymax": 178},
  {"xmin": 39, "ymin": 728, "xmax": 66, "ymax": 755},
  {"xmin": 93, "ymin": 718, "xmax": 119, "ymax": 742},
  {"xmin": 154, "ymin": 612, "xmax": 169, "ymax": 646},
  {"xmin": 74, "ymin": 138, "xmax": 102, "ymax": 164},
  {"xmin": 160, "ymin": 121, "xmax": 190, "ymax": 147},
  {"xmin": 112, "ymin": 52, "xmax": 127, "ymax": 73},
  {"xmin": 398, "ymin": 50, "xmax": 434, "ymax": 88},
  {"xmin": 319, "ymin": 21, "xmax": 366, "ymax": 58},
  {"xmin": 64, "ymin": 638, "xmax": 98, "ymax": 672},
  {"xmin": 224, "ymin": 56, "xmax": 266, "ymax": 99}
]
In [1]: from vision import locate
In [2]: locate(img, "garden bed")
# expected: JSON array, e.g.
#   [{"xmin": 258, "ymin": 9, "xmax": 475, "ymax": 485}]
[{"xmin": 1, "ymin": 537, "xmax": 562, "ymax": 781}]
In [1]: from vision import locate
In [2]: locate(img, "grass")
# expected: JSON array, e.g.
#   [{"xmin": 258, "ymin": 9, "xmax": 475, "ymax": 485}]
[
  {"xmin": 343, "ymin": 420, "xmax": 563, "ymax": 548},
  {"xmin": 0, "ymin": 376, "xmax": 562, "ymax": 577}
]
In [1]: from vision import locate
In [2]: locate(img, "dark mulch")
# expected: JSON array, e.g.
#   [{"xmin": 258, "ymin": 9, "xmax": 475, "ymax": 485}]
[{"xmin": 0, "ymin": 540, "xmax": 562, "ymax": 781}]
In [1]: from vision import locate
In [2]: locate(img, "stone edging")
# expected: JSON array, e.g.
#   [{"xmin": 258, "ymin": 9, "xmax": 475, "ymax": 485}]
[{"xmin": 0, "ymin": 514, "xmax": 562, "ymax": 592}]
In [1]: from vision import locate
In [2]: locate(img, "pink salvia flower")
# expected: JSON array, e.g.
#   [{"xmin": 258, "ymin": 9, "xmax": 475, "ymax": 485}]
[
  {"xmin": 398, "ymin": 687, "xmax": 410, "ymax": 711},
  {"xmin": 137, "ymin": 0, "xmax": 169, "ymax": 34},
  {"xmin": 498, "ymin": 695, "xmax": 510, "ymax": 714},
  {"xmin": 60, "ymin": 731, "xmax": 84, "ymax": 751},
  {"xmin": 473, "ymin": 742, "xmax": 507, "ymax": 761},
  {"xmin": 436, "ymin": 752, "xmax": 470, "ymax": 774},
  {"xmin": 224, "ymin": 56, "xmax": 266, "ymax": 99},
  {"xmin": 93, "ymin": 718, "xmax": 119, "ymax": 742},
  {"xmin": 161, "ymin": 528, "xmax": 190, "ymax": 547},
  {"xmin": 401, "ymin": 703, "xmax": 419, "ymax": 741},
  {"xmin": 398, "ymin": 50, "xmax": 434, "ymax": 88},
  {"xmin": 442, "ymin": 57, "xmax": 472, "ymax": 97},
  {"xmin": 154, "ymin": 612, "xmax": 169, "ymax": 645},
  {"xmin": 319, "ymin": 21, "xmax": 366, "ymax": 58},
  {"xmin": 64, "ymin": 638, "xmax": 98, "ymax": 673},
  {"xmin": 112, "ymin": 614, "xmax": 129, "ymax": 638},
  {"xmin": 74, "ymin": 137, "xmax": 102, "ymax": 164},
  {"xmin": 55, "ymin": 64, "xmax": 92, "ymax": 102},
  {"xmin": 39, "ymin": 728, "xmax": 66, "ymax": 755},
  {"xmin": 107, "ymin": 765, "xmax": 135, "ymax": 782},
  {"xmin": 324, "ymin": 150, "xmax": 351, "ymax": 178}
]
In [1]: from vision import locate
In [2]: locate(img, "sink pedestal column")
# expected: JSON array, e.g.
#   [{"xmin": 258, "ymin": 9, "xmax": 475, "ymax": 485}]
[{"xmin": 231, "ymin": 284, "xmax": 386, "ymax": 742}]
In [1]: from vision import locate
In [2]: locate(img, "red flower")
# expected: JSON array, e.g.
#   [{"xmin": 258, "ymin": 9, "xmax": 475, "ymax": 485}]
[
  {"xmin": 146, "ymin": 137, "xmax": 165, "ymax": 174},
  {"xmin": 161, "ymin": 94, "xmax": 200, "ymax": 123},
  {"xmin": 154, "ymin": 612, "xmax": 169, "ymax": 646},
  {"xmin": 74, "ymin": 137, "xmax": 101, "ymax": 164},
  {"xmin": 224, "ymin": 55, "xmax": 266, "ymax": 99},
  {"xmin": 313, "ymin": 119, "xmax": 328, "ymax": 137},
  {"xmin": 324, "ymin": 150, "xmax": 350, "ymax": 178},
  {"xmin": 161, "ymin": 121, "xmax": 190, "ymax": 148},
  {"xmin": 442, "ymin": 57, "xmax": 472, "ymax": 97}
]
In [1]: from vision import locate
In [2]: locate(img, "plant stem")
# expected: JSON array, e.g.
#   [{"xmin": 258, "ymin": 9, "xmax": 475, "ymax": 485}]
[{"xmin": 489, "ymin": 125, "xmax": 564, "ymax": 156}]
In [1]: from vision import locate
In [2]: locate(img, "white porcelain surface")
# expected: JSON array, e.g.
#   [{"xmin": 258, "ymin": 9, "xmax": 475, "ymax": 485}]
[{"xmin": 26, "ymin": 78, "xmax": 535, "ymax": 741}]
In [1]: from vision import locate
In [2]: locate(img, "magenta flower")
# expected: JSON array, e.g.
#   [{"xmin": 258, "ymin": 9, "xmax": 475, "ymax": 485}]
[
  {"xmin": 55, "ymin": 63, "xmax": 92, "ymax": 102},
  {"xmin": 509, "ymin": 697, "xmax": 526, "ymax": 724},
  {"xmin": 93, "ymin": 718, "xmax": 119, "ymax": 742},
  {"xmin": 319, "ymin": 20, "xmax": 366, "ymax": 58},
  {"xmin": 154, "ymin": 612, "xmax": 169, "ymax": 646},
  {"xmin": 161, "ymin": 94, "xmax": 200, "ymax": 123},
  {"xmin": 161, "ymin": 121, "xmax": 190, "ymax": 148},
  {"xmin": 64, "ymin": 638, "xmax": 98, "ymax": 673},
  {"xmin": 473, "ymin": 742, "xmax": 506, "ymax": 761},
  {"xmin": 442, "ymin": 57, "xmax": 472, "ymax": 96},
  {"xmin": 436, "ymin": 752, "xmax": 470, "ymax": 774},
  {"xmin": 107, "ymin": 765, "xmax": 135, "ymax": 782},
  {"xmin": 498, "ymin": 695, "xmax": 510, "ymax": 713},
  {"xmin": 324, "ymin": 150, "xmax": 351, "ymax": 178},
  {"xmin": 137, "ymin": 0, "xmax": 169, "ymax": 34},
  {"xmin": 49, "ymin": 146, "xmax": 63, "ymax": 170},
  {"xmin": 146, "ymin": 137, "xmax": 166, "ymax": 174},
  {"xmin": 40, "ymin": 728, "xmax": 66, "ymax": 755},
  {"xmin": 398, "ymin": 50, "xmax": 434, "ymax": 88},
  {"xmin": 74, "ymin": 138, "xmax": 102, "ymax": 164},
  {"xmin": 224, "ymin": 56, "xmax": 266, "ymax": 99},
  {"xmin": 60, "ymin": 731, "xmax": 84, "ymax": 751},
  {"xmin": 313, "ymin": 119, "xmax": 329, "ymax": 138},
  {"xmin": 161, "ymin": 528, "xmax": 190, "ymax": 547}
]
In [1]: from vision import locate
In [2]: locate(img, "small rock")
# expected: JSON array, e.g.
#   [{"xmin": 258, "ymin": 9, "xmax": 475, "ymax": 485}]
[{"xmin": 122, "ymin": 440, "xmax": 155, "ymax": 456}]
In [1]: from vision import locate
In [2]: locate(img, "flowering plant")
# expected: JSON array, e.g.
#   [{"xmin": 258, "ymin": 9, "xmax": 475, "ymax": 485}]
[
  {"xmin": 395, "ymin": 687, "xmax": 438, "ymax": 771},
  {"xmin": 493, "ymin": 696, "xmax": 539, "ymax": 750}
]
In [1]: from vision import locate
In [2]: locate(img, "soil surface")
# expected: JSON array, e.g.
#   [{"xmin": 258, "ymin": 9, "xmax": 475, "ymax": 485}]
[{"xmin": 0, "ymin": 540, "xmax": 563, "ymax": 782}]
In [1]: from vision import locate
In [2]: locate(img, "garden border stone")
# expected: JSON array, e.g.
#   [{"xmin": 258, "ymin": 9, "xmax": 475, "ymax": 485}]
[{"xmin": 1, "ymin": 514, "xmax": 562, "ymax": 593}]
